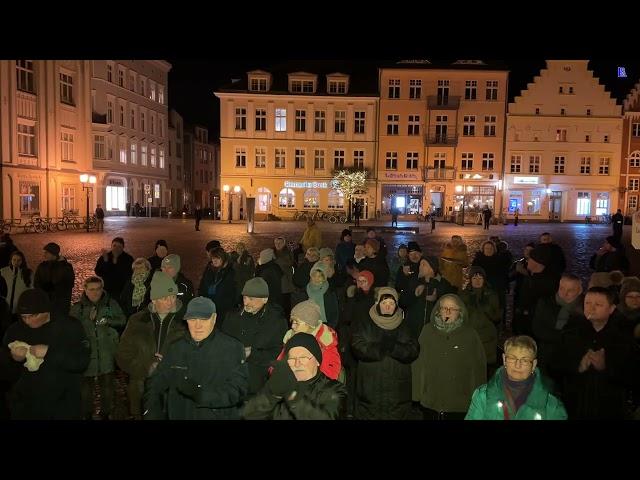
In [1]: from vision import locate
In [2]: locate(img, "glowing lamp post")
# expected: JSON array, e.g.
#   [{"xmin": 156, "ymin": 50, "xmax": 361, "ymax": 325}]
[{"xmin": 80, "ymin": 174, "xmax": 97, "ymax": 232}]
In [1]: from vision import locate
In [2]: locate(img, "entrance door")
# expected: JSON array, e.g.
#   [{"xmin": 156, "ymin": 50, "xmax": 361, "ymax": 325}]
[
  {"xmin": 431, "ymin": 192, "xmax": 444, "ymax": 217},
  {"xmin": 549, "ymin": 191, "xmax": 562, "ymax": 221}
]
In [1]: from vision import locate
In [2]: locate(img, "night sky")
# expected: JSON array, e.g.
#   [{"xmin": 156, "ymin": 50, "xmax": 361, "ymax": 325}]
[{"xmin": 167, "ymin": 58, "xmax": 639, "ymax": 140}]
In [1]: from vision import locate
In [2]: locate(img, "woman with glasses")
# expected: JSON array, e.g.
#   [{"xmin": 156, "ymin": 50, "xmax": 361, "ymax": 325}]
[
  {"xmin": 465, "ymin": 335, "xmax": 567, "ymax": 420},
  {"xmin": 412, "ymin": 294, "xmax": 486, "ymax": 420}
]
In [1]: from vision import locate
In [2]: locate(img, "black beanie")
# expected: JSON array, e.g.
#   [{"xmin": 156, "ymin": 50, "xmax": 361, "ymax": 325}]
[
  {"xmin": 284, "ymin": 332, "xmax": 323, "ymax": 365},
  {"xmin": 206, "ymin": 240, "xmax": 221, "ymax": 252},
  {"xmin": 155, "ymin": 239, "xmax": 168, "ymax": 249},
  {"xmin": 17, "ymin": 289, "xmax": 51, "ymax": 314}
]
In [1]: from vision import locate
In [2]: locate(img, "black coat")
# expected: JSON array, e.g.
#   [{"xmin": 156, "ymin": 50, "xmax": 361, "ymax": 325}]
[
  {"xmin": 1, "ymin": 314, "xmax": 90, "ymax": 419},
  {"xmin": 547, "ymin": 243, "xmax": 567, "ymax": 277},
  {"xmin": 338, "ymin": 287, "xmax": 376, "ymax": 368},
  {"xmin": 256, "ymin": 260, "xmax": 284, "ymax": 308},
  {"xmin": 515, "ymin": 268, "xmax": 560, "ymax": 316},
  {"xmin": 532, "ymin": 295, "xmax": 583, "ymax": 369},
  {"xmin": 95, "ymin": 251, "xmax": 134, "ymax": 300},
  {"xmin": 590, "ymin": 250, "xmax": 630, "ymax": 274},
  {"xmin": 174, "ymin": 272, "xmax": 195, "ymax": 308},
  {"xmin": 119, "ymin": 273, "xmax": 153, "ymax": 320},
  {"xmin": 0, "ymin": 240, "xmax": 17, "ymax": 270},
  {"xmin": 291, "ymin": 286, "xmax": 340, "ymax": 328},
  {"xmin": 147, "ymin": 255, "xmax": 164, "ymax": 272},
  {"xmin": 358, "ymin": 255, "xmax": 390, "ymax": 288},
  {"xmin": 198, "ymin": 263, "xmax": 239, "ymax": 327},
  {"xmin": 34, "ymin": 258, "xmax": 75, "ymax": 316},
  {"xmin": 401, "ymin": 275, "xmax": 457, "ymax": 339},
  {"xmin": 293, "ymin": 260, "xmax": 314, "ymax": 289},
  {"xmin": 243, "ymin": 372, "xmax": 346, "ymax": 420},
  {"xmin": 472, "ymin": 252, "xmax": 510, "ymax": 296},
  {"xmin": 351, "ymin": 315, "xmax": 419, "ymax": 420},
  {"xmin": 143, "ymin": 330, "xmax": 249, "ymax": 420},
  {"xmin": 221, "ymin": 303, "xmax": 288, "ymax": 395}
]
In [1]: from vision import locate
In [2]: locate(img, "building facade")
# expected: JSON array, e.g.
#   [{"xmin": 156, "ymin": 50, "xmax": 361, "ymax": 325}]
[
  {"xmin": 377, "ymin": 60, "xmax": 508, "ymax": 221},
  {"xmin": 91, "ymin": 60, "xmax": 172, "ymax": 215},
  {"xmin": 184, "ymin": 125, "xmax": 219, "ymax": 214},
  {"xmin": 215, "ymin": 67, "xmax": 379, "ymax": 221},
  {"xmin": 505, "ymin": 60, "xmax": 622, "ymax": 222},
  {"xmin": 620, "ymin": 81, "xmax": 640, "ymax": 215},
  {"xmin": 167, "ymin": 108, "xmax": 185, "ymax": 212},
  {"xmin": 1, "ymin": 60, "xmax": 93, "ymax": 221}
]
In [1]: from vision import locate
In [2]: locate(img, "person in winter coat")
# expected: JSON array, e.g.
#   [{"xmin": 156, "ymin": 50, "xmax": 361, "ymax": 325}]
[
  {"xmin": 617, "ymin": 277, "xmax": 640, "ymax": 341},
  {"xmin": 358, "ymin": 238, "xmax": 390, "ymax": 287},
  {"xmin": 439, "ymin": 235, "xmax": 469, "ymax": 290},
  {"xmin": 1, "ymin": 289, "xmax": 90, "ymax": 419},
  {"xmin": 538, "ymin": 232, "xmax": 567, "ymax": 278},
  {"xmin": 116, "ymin": 272, "xmax": 186, "ymax": 419},
  {"xmin": 1, "ymin": 250, "xmax": 32, "ymax": 315},
  {"xmin": 222, "ymin": 278, "xmax": 288, "ymax": 396},
  {"xmin": 0, "ymin": 234, "xmax": 17, "ymax": 270},
  {"xmin": 300, "ymin": 219, "xmax": 322, "ymax": 252},
  {"xmin": 291, "ymin": 261, "xmax": 339, "ymax": 328},
  {"xmin": 351, "ymin": 287, "xmax": 419, "ymax": 420},
  {"xmin": 459, "ymin": 266, "xmax": 499, "ymax": 369},
  {"xmin": 143, "ymin": 296, "xmax": 249, "ymax": 420},
  {"xmin": 472, "ymin": 240, "xmax": 509, "ymax": 308},
  {"xmin": 388, "ymin": 244, "xmax": 408, "ymax": 288},
  {"xmin": 198, "ymin": 248, "xmax": 239, "ymax": 328},
  {"xmin": 34, "ymin": 242, "xmax": 75, "ymax": 316},
  {"xmin": 402, "ymin": 255, "xmax": 457, "ymax": 339},
  {"xmin": 555, "ymin": 287, "xmax": 640, "ymax": 419},
  {"xmin": 319, "ymin": 247, "xmax": 347, "ymax": 294},
  {"xmin": 292, "ymin": 247, "xmax": 320, "ymax": 289},
  {"xmin": 256, "ymin": 248, "xmax": 284, "ymax": 308},
  {"xmin": 161, "ymin": 254, "xmax": 195, "ymax": 307},
  {"xmin": 466, "ymin": 335, "xmax": 567, "ymax": 420},
  {"xmin": 366, "ymin": 227, "xmax": 388, "ymax": 259},
  {"xmin": 277, "ymin": 300, "xmax": 341, "ymax": 381},
  {"xmin": 147, "ymin": 239, "xmax": 168, "ymax": 272},
  {"xmin": 590, "ymin": 236, "xmax": 630, "ymax": 274},
  {"xmin": 412, "ymin": 294, "xmax": 486, "ymax": 419},
  {"xmin": 273, "ymin": 237, "xmax": 295, "ymax": 315},
  {"xmin": 95, "ymin": 237, "xmax": 134, "ymax": 301},
  {"xmin": 243, "ymin": 333, "xmax": 346, "ymax": 420},
  {"xmin": 69, "ymin": 275, "xmax": 126, "ymax": 419},
  {"xmin": 229, "ymin": 242, "xmax": 256, "ymax": 295},
  {"xmin": 394, "ymin": 242, "xmax": 422, "ymax": 298},
  {"xmin": 119, "ymin": 257, "xmax": 153, "ymax": 321},
  {"xmin": 335, "ymin": 229, "xmax": 355, "ymax": 272}
]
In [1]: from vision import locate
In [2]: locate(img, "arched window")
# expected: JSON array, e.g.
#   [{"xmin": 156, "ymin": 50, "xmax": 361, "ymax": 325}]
[
  {"xmin": 328, "ymin": 189, "xmax": 345, "ymax": 209},
  {"xmin": 629, "ymin": 151, "xmax": 640, "ymax": 168},
  {"xmin": 279, "ymin": 188, "xmax": 295, "ymax": 208},
  {"xmin": 257, "ymin": 187, "xmax": 272, "ymax": 213},
  {"xmin": 304, "ymin": 189, "xmax": 319, "ymax": 208}
]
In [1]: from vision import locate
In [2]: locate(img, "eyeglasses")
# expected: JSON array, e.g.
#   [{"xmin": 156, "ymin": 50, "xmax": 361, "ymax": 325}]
[
  {"xmin": 287, "ymin": 356, "xmax": 313, "ymax": 365},
  {"xmin": 504, "ymin": 355, "xmax": 534, "ymax": 367},
  {"xmin": 626, "ymin": 294, "xmax": 640, "ymax": 300},
  {"xmin": 439, "ymin": 306, "xmax": 460, "ymax": 313}
]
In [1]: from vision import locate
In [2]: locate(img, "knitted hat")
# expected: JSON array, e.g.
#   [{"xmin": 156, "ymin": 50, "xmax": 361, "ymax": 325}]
[
  {"xmin": 407, "ymin": 241, "xmax": 422, "ymax": 253},
  {"xmin": 150, "ymin": 271, "xmax": 179, "ymax": 300},
  {"xmin": 357, "ymin": 270, "xmax": 375, "ymax": 289},
  {"xmin": 162, "ymin": 254, "xmax": 181, "ymax": 272},
  {"xmin": 206, "ymin": 240, "xmax": 221, "ymax": 252},
  {"xmin": 184, "ymin": 297, "xmax": 216, "ymax": 320},
  {"xmin": 589, "ymin": 272, "xmax": 615, "ymax": 289},
  {"xmin": 43, "ymin": 242, "xmax": 60, "ymax": 257},
  {"xmin": 422, "ymin": 256, "xmax": 440, "ymax": 275},
  {"xmin": 242, "ymin": 277, "xmax": 269, "ymax": 298},
  {"xmin": 259, "ymin": 248, "xmax": 275, "ymax": 265},
  {"xmin": 468, "ymin": 266, "xmax": 487, "ymax": 279},
  {"xmin": 620, "ymin": 277, "xmax": 640, "ymax": 300},
  {"xmin": 340, "ymin": 229, "xmax": 352, "ymax": 240},
  {"xmin": 155, "ymin": 239, "xmax": 168, "ymax": 249},
  {"xmin": 16, "ymin": 289, "xmax": 51, "ymax": 314},
  {"xmin": 284, "ymin": 332, "xmax": 322, "ymax": 365},
  {"xmin": 310, "ymin": 261, "xmax": 329, "ymax": 280},
  {"xmin": 529, "ymin": 245, "xmax": 551, "ymax": 267},
  {"xmin": 376, "ymin": 286, "xmax": 399, "ymax": 304},
  {"xmin": 290, "ymin": 300, "xmax": 322, "ymax": 328},
  {"xmin": 319, "ymin": 247, "xmax": 334, "ymax": 260}
]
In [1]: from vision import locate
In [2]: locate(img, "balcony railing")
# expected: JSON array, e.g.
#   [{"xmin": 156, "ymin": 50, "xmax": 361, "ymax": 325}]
[
  {"xmin": 427, "ymin": 95, "xmax": 461, "ymax": 109},
  {"xmin": 426, "ymin": 132, "xmax": 458, "ymax": 146},
  {"xmin": 423, "ymin": 167, "xmax": 456, "ymax": 181},
  {"xmin": 92, "ymin": 112, "xmax": 108, "ymax": 124}
]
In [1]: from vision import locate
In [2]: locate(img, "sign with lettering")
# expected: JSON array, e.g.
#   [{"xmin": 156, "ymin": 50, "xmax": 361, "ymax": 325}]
[
  {"xmin": 513, "ymin": 176, "xmax": 539, "ymax": 185},
  {"xmin": 284, "ymin": 181, "xmax": 329, "ymax": 189},
  {"xmin": 383, "ymin": 172, "xmax": 420, "ymax": 180}
]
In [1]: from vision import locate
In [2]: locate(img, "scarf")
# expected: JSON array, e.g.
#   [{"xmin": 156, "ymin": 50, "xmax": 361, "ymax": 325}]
[
  {"xmin": 368, "ymin": 304, "xmax": 403, "ymax": 330},
  {"xmin": 433, "ymin": 311, "xmax": 464, "ymax": 333},
  {"xmin": 131, "ymin": 271, "xmax": 149, "ymax": 307},
  {"xmin": 502, "ymin": 372, "xmax": 535, "ymax": 415},
  {"xmin": 306, "ymin": 281, "xmax": 328, "ymax": 324},
  {"xmin": 555, "ymin": 293, "xmax": 579, "ymax": 330}
]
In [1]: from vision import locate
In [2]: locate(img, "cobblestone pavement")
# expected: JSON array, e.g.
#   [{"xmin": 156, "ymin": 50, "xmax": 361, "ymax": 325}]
[{"xmin": 10, "ymin": 217, "xmax": 637, "ymax": 302}]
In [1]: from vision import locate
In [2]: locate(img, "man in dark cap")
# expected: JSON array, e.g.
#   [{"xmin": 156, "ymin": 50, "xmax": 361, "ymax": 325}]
[
  {"xmin": 243, "ymin": 332, "xmax": 346, "ymax": 420},
  {"xmin": 95, "ymin": 237, "xmax": 134, "ymax": 300},
  {"xmin": 538, "ymin": 232, "xmax": 567, "ymax": 277},
  {"xmin": 0, "ymin": 289, "xmax": 90, "ymax": 419},
  {"xmin": 590, "ymin": 236, "xmax": 630, "ymax": 274},
  {"xmin": 34, "ymin": 242, "xmax": 75, "ymax": 315}
]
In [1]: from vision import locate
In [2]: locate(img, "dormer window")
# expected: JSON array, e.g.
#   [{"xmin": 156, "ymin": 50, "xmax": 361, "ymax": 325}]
[
  {"xmin": 291, "ymin": 80, "xmax": 315, "ymax": 93},
  {"xmin": 328, "ymin": 80, "xmax": 347, "ymax": 94},
  {"xmin": 249, "ymin": 77, "xmax": 268, "ymax": 92}
]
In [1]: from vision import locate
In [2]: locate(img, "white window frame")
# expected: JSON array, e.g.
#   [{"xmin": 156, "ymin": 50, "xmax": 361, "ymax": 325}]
[
  {"xmin": 17, "ymin": 123, "xmax": 36, "ymax": 156},
  {"xmin": 16, "ymin": 60, "xmax": 35, "ymax": 93},
  {"xmin": 119, "ymin": 137, "xmax": 127, "ymax": 164},
  {"xmin": 629, "ymin": 179, "xmax": 639, "ymax": 191},
  {"xmin": 385, "ymin": 151, "xmax": 398, "ymax": 170},
  {"xmin": 482, "ymin": 152, "xmax": 494, "ymax": 171},
  {"xmin": 295, "ymin": 148, "xmax": 306, "ymax": 169},
  {"xmin": 334, "ymin": 149, "xmax": 345, "ymax": 169},
  {"xmin": 464, "ymin": 80, "xmax": 477, "ymax": 100},
  {"xmin": 334, "ymin": 111, "xmax": 346, "ymax": 134},
  {"xmin": 461, "ymin": 152, "xmax": 473, "ymax": 171},
  {"xmin": 486, "ymin": 80, "xmax": 498, "ymax": 100},
  {"xmin": 409, "ymin": 79, "xmax": 422, "ymax": 99},
  {"xmin": 388, "ymin": 79, "xmax": 400, "ymax": 99},
  {"xmin": 408, "ymin": 115, "xmax": 420, "ymax": 136},
  {"xmin": 576, "ymin": 192, "xmax": 591, "ymax": 216},
  {"xmin": 255, "ymin": 147, "xmax": 266, "ymax": 168},
  {"xmin": 235, "ymin": 107, "xmax": 247, "ymax": 131},
  {"xmin": 598, "ymin": 157, "xmax": 610, "ymax": 175},
  {"xmin": 463, "ymin": 115, "xmax": 476, "ymax": 136},
  {"xmin": 406, "ymin": 152, "xmax": 419, "ymax": 170},
  {"xmin": 314, "ymin": 149, "xmax": 325, "ymax": 170},
  {"xmin": 354, "ymin": 111, "xmax": 366, "ymax": 134},
  {"xmin": 275, "ymin": 148, "xmax": 286, "ymax": 168},
  {"xmin": 61, "ymin": 132, "xmax": 74, "ymax": 162},
  {"xmin": 255, "ymin": 109, "xmax": 267, "ymax": 131},
  {"xmin": 59, "ymin": 72, "xmax": 74, "ymax": 105},
  {"xmin": 510, "ymin": 155, "xmax": 522, "ymax": 173},
  {"xmin": 93, "ymin": 135, "xmax": 105, "ymax": 160},
  {"xmin": 386, "ymin": 114, "xmax": 399, "ymax": 135},
  {"xmin": 353, "ymin": 150, "xmax": 365, "ymax": 169},
  {"xmin": 303, "ymin": 189, "xmax": 319, "ymax": 208},
  {"xmin": 529, "ymin": 155, "xmax": 540, "ymax": 173},
  {"xmin": 141, "ymin": 143, "xmax": 147, "ymax": 166},
  {"xmin": 150, "ymin": 145, "xmax": 156, "ymax": 167},
  {"xmin": 554, "ymin": 156, "xmax": 566, "ymax": 174},
  {"xmin": 580, "ymin": 156, "xmax": 591, "ymax": 174},
  {"xmin": 484, "ymin": 115, "xmax": 496, "ymax": 136},
  {"xmin": 279, "ymin": 188, "xmax": 295, "ymax": 208},
  {"xmin": 295, "ymin": 109, "xmax": 306, "ymax": 132},
  {"xmin": 314, "ymin": 110, "xmax": 326, "ymax": 133},
  {"xmin": 159, "ymin": 147, "xmax": 165, "ymax": 169},
  {"xmin": 630, "ymin": 151, "xmax": 640, "ymax": 168},
  {"xmin": 275, "ymin": 108, "xmax": 287, "ymax": 132}
]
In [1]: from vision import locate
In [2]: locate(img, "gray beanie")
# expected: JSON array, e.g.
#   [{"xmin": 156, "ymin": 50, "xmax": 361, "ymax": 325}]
[
  {"xmin": 319, "ymin": 247, "xmax": 334, "ymax": 260},
  {"xmin": 242, "ymin": 277, "xmax": 269, "ymax": 298},
  {"xmin": 150, "ymin": 271, "xmax": 179, "ymax": 300},
  {"xmin": 162, "ymin": 254, "xmax": 181, "ymax": 272},
  {"xmin": 290, "ymin": 300, "xmax": 322, "ymax": 328},
  {"xmin": 259, "ymin": 248, "xmax": 275, "ymax": 265}
]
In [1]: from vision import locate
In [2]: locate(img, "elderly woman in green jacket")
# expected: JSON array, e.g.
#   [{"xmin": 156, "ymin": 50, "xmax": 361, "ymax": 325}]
[{"xmin": 465, "ymin": 335, "xmax": 567, "ymax": 420}]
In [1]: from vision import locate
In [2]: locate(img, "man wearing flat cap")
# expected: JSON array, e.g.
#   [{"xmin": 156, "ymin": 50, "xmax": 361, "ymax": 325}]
[
  {"xmin": 221, "ymin": 278, "xmax": 288, "ymax": 396},
  {"xmin": 243, "ymin": 332, "xmax": 346, "ymax": 420},
  {"xmin": 1, "ymin": 288, "xmax": 90, "ymax": 419},
  {"xmin": 143, "ymin": 296, "xmax": 249, "ymax": 420}
]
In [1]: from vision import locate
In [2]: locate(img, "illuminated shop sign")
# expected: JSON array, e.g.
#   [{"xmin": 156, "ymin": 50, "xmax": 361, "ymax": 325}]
[
  {"xmin": 513, "ymin": 176, "xmax": 539, "ymax": 185},
  {"xmin": 284, "ymin": 181, "xmax": 329, "ymax": 189}
]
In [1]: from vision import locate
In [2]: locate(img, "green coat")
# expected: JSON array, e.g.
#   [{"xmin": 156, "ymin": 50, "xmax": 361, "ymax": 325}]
[
  {"xmin": 459, "ymin": 287, "xmax": 499, "ymax": 364},
  {"xmin": 465, "ymin": 367, "xmax": 567, "ymax": 420},
  {"xmin": 69, "ymin": 292, "xmax": 126, "ymax": 377}
]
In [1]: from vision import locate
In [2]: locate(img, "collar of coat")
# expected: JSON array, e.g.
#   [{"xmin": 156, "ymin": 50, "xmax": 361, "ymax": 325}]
[{"xmin": 485, "ymin": 367, "xmax": 549, "ymax": 414}]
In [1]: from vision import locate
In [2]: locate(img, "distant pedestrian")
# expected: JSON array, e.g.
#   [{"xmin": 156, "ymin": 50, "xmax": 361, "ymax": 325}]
[
  {"xmin": 194, "ymin": 204, "xmax": 202, "ymax": 231},
  {"xmin": 95, "ymin": 204, "xmax": 105, "ymax": 232}
]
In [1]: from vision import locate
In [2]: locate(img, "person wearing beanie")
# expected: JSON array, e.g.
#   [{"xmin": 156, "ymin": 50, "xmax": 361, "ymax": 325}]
[
  {"xmin": 116, "ymin": 271, "xmax": 186, "ymax": 419},
  {"xmin": 412, "ymin": 293, "xmax": 486, "ymax": 419},
  {"xmin": 95, "ymin": 237, "xmax": 134, "ymax": 301},
  {"xmin": 161, "ymin": 254, "xmax": 195, "ymax": 307},
  {"xmin": 459, "ymin": 265, "xmax": 500, "ymax": 371},
  {"xmin": 387, "ymin": 244, "xmax": 408, "ymax": 289},
  {"xmin": 2, "ymin": 289, "xmax": 90, "ymax": 419},
  {"xmin": 243, "ymin": 331, "xmax": 347, "ymax": 420},
  {"xmin": 34, "ymin": 242, "xmax": 75, "ymax": 316},
  {"xmin": 198, "ymin": 247, "xmax": 239, "ymax": 327},
  {"xmin": 292, "ymin": 247, "xmax": 320, "ymax": 289},
  {"xmin": 291, "ymin": 261, "xmax": 340, "ymax": 329},
  {"xmin": 335, "ymin": 229, "xmax": 355, "ymax": 272},
  {"xmin": 229, "ymin": 242, "xmax": 257, "ymax": 298},
  {"xmin": 395, "ymin": 242, "xmax": 423, "ymax": 295},
  {"xmin": 471, "ymin": 240, "xmax": 510, "ymax": 315},
  {"xmin": 359, "ymin": 238, "xmax": 390, "ymax": 287},
  {"xmin": 616, "ymin": 276, "xmax": 640, "ymax": 340},
  {"xmin": 256, "ymin": 248, "xmax": 284, "ymax": 309},
  {"xmin": 148, "ymin": 240, "xmax": 169, "ymax": 272},
  {"xmin": 439, "ymin": 235, "xmax": 469, "ymax": 290},
  {"xmin": 0, "ymin": 233, "xmax": 17, "ymax": 270},
  {"xmin": 366, "ymin": 227, "xmax": 387, "ymax": 259},
  {"xmin": 590, "ymin": 236, "xmax": 630, "ymax": 274},
  {"xmin": 272, "ymin": 237, "xmax": 294, "ymax": 316},
  {"xmin": 275, "ymin": 300, "xmax": 341, "ymax": 382},
  {"xmin": 402, "ymin": 255, "xmax": 456, "ymax": 340},
  {"xmin": 144, "ymin": 296, "xmax": 249, "ymax": 420},
  {"xmin": 351, "ymin": 287, "xmax": 419, "ymax": 419}
]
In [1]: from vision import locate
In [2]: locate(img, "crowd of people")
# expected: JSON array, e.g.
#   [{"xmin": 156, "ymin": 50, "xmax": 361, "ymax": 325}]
[{"xmin": 0, "ymin": 217, "xmax": 639, "ymax": 421}]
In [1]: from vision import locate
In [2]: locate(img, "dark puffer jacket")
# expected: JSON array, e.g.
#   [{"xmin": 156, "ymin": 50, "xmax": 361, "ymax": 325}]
[
  {"xmin": 95, "ymin": 251, "xmax": 134, "ymax": 300},
  {"xmin": 198, "ymin": 263, "xmax": 239, "ymax": 328},
  {"xmin": 34, "ymin": 257, "xmax": 75, "ymax": 315},
  {"xmin": 256, "ymin": 260, "xmax": 284, "ymax": 308}
]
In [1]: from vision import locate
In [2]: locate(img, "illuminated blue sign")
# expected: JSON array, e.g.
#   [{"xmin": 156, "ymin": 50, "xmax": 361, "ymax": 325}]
[{"xmin": 618, "ymin": 67, "xmax": 627, "ymax": 78}]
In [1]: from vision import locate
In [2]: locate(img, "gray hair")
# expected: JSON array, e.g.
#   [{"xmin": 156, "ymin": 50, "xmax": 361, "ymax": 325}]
[
  {"xmin": 504, "ymin": 335, "xmax": 537, "ymax": 358},
  {"xmin": 83, "ymin": 275, "xmax": 104, "ymax": 288},
  {"xmin": 132, "ymin": 257, "xmax": 152, "ymax": 271}
]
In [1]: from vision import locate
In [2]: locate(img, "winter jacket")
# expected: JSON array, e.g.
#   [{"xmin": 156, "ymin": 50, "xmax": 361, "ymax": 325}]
[
  {"xmin": 465, "ymin": 367, "xmax": 567, "ymax": 420},
  {"xmin": 277, "ymin": 324, "xmax": 342, "ymax": 381},
  {"xmin": 173, "ymin": 272, "xmax": 195, "ymax": 308},
  {"xmin": 471, "ymin": 252, "xmax": 509, "ymax": 297},
  {"xmin": 335, "ymin": 241, "xmax": 355, "ymax": 271},
  {"xmin": 229, "ymin": 251, "xmax": 256, "ymax": 294},
  {"xmin": 273, "ymin": 248, "xmax": 295, "ymax": 295},
  {"xmin": 148, "ymin": 254, "xmax": 164, "ymax": 272},
  {"xmin": 338, "ymin": 287, "xmax": 376, "ymax": 368},
  {"xmin": 460, "ymin": 286, "xmax": 500, "ymax": 364},
  {"xmin": 300, "ymin": 225, "xmax": 322, "ymax": 252},
  {"xmin": 34, "ymin": 257, "xmax": 75, "ymax": 315},
  {"xmin": 256, "ymin": 260, "xmax": 284, "ymax": 308},
  {"xmin": 198, "ymin": 262, "xmax": 239, "ymax": 328},
  {"xmin": 590, "ymin": 250, "xmax": 630, "ymax": 274},
  {"xmin": 291, "ymin": 287, "xmax": 340, "ymax": 328},
  {"xmin": 243, "ymin": 372, "xmax": 346, "ymax": 420},
  {"xmin": 95, "ymin": 251, "xmax": 134, "ymax": 300},
  {"xmin": 515, "ymin": 269, "xmax": 560, "ymax": 317},
  {"xmin": 69, "ymin": 292, "xmax": 126, "ymax": 377},
  {"xmin": 0, "ymin": 240, "xmax": 17, "ymax": 270},
  {"xmin": 402, "ymin": 274, "xmax": 457, "ymax": 339},
  {"xmin": 1, "ymin": 266, "xmax": 32, "ymax": 314},
  {"xmin": 440, "ymin": 244, "xmax": 469, "ymax": 290},
  {"xmin": 119, "ymin": 272, "xmax": 153, "ymax": 320},
  {"xmin": 143, "ymin": 330, "xmax": 249, "ymax": 420},
  {"xmin": 387, "ymin": 255, "xmax": 407, "ymax": 288},
  {"xmin": 221, "ymin": 303, "xmax": 288, "ymax": 395},
  {"xmin": 358, "ymin": 255, "xmax": 390, "ymax": 288},
  {"xmin": 293, "ymin": 260, "xmax": 314, "ymax": 289}
]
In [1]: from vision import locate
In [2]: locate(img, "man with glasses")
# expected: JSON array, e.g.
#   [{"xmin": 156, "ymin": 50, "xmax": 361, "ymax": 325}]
[
  {"xmin": 243, "ymin": 332, "xmax": 346, "ymax": 420},
  {"xmin": 1, "ymin": 289, "xmax": 90, "ymax": 419}
]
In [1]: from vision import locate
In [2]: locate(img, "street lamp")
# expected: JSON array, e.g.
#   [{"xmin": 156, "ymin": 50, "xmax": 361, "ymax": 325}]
[{"xmin": 80, "ymin": 173, "xmax": 97, "ymax": 233}]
